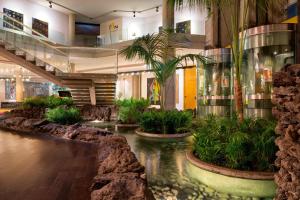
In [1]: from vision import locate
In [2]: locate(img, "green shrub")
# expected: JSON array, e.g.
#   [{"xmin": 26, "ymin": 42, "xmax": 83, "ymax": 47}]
[
  {"xmin": 47, "ymin": 95, "xmax": 73, "ymax": 108},
  {"xmin": 115, "ymin": 98, "xmax": 149, "ymax": 124},
  {"xmin": 193, "ymin": 115, "xmax": 277, "ymax": 171},
  {"xmin": 46, "ymin": 107, "xmax": 81, "ymax": 125},
  {"xmin": 22, "ymin": 95, "xmax": 73, "ymax": 109},
  {"xmin": 139, "ymin": 110, "xmax": 192, "ymax": 134},
  {"xmin": 23, "ymin": 96, "xmax": 48, "ymax": 109}
]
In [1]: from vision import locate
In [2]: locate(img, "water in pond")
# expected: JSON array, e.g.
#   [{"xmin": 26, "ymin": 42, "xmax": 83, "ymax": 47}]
[{"xmin": 88, "ymin": 122, "xmax": 264, "ymax": 200}]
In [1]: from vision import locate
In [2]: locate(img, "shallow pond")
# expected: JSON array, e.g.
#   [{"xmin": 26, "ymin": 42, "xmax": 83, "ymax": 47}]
[{"xmin": 88, "ymin": 122, "xmax": 267, "ymax": 200}]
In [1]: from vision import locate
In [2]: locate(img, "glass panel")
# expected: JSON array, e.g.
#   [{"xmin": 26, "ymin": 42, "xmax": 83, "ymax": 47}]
[{"xmin": 242, "ymin": 45, "xmax": 294, "ymax": 112}]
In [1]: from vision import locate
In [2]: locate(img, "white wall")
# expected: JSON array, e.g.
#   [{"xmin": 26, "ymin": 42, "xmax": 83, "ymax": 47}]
[
  {"xmin": 0, "ymin": 0, "xmax": 70, "ymax": 44},
  {"xmin": 175, "ymin": 6, "xmax": 206, "ymax": 35},
  {"xmin": 116, "ymin": 76, "xmax": 133, "ymax": 99},
  {"xmin": 176, "ymin": 69, "xmax": 184, "ymax": 110}
]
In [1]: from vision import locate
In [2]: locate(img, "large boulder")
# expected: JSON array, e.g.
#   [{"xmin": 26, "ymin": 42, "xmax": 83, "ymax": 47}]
[
  {"xmin": 7, "ymin": 107, "xmax": 45, "ymax": 119},
  {"xmin": 91, "ymin": 172, "xmax": 153, "ymax": 200},
  {"xmin": 64, "ymin": 123, "xmax": 112, "ymax": 142},
  {"xmin": 80, "ymin": 105, "xmax": 112, "ymax": 121}
]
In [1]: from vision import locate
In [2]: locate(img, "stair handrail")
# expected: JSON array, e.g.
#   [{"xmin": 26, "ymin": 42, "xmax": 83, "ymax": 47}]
[{"xmin": 0, "ymin": 12, "xmax": 68, "ymax": 57}]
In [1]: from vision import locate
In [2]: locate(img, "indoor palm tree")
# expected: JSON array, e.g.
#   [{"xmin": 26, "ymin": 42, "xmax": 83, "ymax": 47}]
[
  {"xmin": 170, "ymin": 0, "xmax": 286, "ymax": 121},
  {"xmin": 120, "ymin": 30, "xmax": 207, "ymax": 110}
]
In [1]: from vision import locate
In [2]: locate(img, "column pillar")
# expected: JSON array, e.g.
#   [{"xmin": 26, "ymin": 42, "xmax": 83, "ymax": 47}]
[
  {"xmin": 162, "ymin": 0, "xmax": 176, "ymax": 110},
  {"xmin": 132, "ymin": 75, "xmax": 140, "ymax": 99},
  {"xmin": 69, "ymin": 63, "xmax": 76, "ymax": 73},
  {"xmin": 15, "ymin": 68, "xmax": 24, "ymax": 102},
  {"xmin": 68, "ymin": 13, "xmax": 76, "ymax": 46}
]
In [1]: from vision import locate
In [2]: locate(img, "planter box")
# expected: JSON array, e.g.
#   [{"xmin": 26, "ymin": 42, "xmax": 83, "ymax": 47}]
[
  {"xmin": 135, "ymin": 129, "xmax": 191, "ymax": 139},
  {"xmin": 186, "ymin": 151, "xmax": 276, "ymax": 198}
]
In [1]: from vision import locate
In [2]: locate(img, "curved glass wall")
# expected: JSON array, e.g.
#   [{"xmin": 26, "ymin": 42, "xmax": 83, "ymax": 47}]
[
  {"xmin": 242, "ymin": 24, "xmax": 295, "ymax": 118},
  {"xmin": 197, "ymin": 49, "xmax": 232, "ymax": 117}
]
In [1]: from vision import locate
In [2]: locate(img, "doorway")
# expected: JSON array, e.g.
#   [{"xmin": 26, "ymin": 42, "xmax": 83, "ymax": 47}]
[{"xmin": 184, "ymin": 67, "xmax": 197, "ymax": 110}]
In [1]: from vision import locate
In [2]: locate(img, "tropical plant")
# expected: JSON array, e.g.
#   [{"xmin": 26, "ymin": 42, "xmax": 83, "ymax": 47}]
[
  {"xmin": 193, "ymin": 114, "xmax": 277, "ymax": 171},
  {"xmin": 46, "ymin": 107, "xmax": 81, "ymax": 125},
  {"xmin": 115, "ymin": 98, "xmax": 150, "ymax": 124},
  {"xmin": 139, "ymin": 110, "xmax": 193, "ymax": 134},
  {"xmin": 171, "ymin": 0, "xmax": 286, "ymax": 120},
  {"xmin": 22, "ymin": 95, "xmax": 73, "ymax": 109},
  {"xmin": 120, "ymin": 30, "xmax": 207, "ymax": 110}
]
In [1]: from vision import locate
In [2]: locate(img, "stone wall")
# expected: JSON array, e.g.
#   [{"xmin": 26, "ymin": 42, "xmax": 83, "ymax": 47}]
[{"xmin": 272, "ymin": 65, "xmax": 300, "ymax": 200}]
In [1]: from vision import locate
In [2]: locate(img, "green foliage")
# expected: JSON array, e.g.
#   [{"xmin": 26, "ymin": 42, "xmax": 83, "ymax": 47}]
[
  {"xmin": 193, "ymin": 115, "xmax": 277, "ymax": 171},
  {"xmin": 46, "ymin": 95, "xmax": 73, "ymax": 108},
  {"xmin": 120, "ymin": 30, "xmax": 207, "ymax": 110},
  {"xmin": 23, "ymin": 95, "xmax": 73, "ymax": 109},
  {"xmin": 140, "ymin": 110, "xmax": 193, "ymax": 134},
  {"xmin": 46, "ymin": 107, "xmax": 81, "ymax": 125},
  {"xmin": 23, "ymin": 96, "xmax": 48, "ymax": 109},
  {"xmin": 115, "ymin": 98, "xmax": 149, "ymax": 124}
]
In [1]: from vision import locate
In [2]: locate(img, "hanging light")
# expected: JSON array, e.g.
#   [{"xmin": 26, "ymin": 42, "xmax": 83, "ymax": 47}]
[
  {"xmin": 49, "ymin": 1, "xmax": 53, "ymax": 8},
  {"xmin": 133, "ymin": 11, "xmax": 136, "ymax": 18}
]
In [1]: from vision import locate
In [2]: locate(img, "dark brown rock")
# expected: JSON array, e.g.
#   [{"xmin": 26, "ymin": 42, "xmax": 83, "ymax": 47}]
[
  {"xmin": 274, "ymin": 64, "xmax": 300, "ymax": 200},
  {"xmin": 7, "ymin": 107, "xmax": 45, "ymax": 119},
  {"xmin": 80, "ymin": 105, "xmax": 112, "ymax": 121},
  {"xmin": 91, "ymin": 173, "xmax": 153, "ymax": 200}
]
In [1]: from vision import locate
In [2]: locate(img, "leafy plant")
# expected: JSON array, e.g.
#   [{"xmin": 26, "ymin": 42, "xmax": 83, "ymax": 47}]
[
  {"xmin": 22, "ymin": 95, "xmax": 73, "ymax": 109},
  {"xmin": 47, "ymin": 95, "xmax": 73, "ymax": 108},
  {"xmin": 171, "ymin": 0, "xmax": 286, "ymax": 120},
  {"xmin": 120, "ymin": 30, "xmax": 207, "ymax": 110},
  {"xmin": 23, "ymin": 96, "xmax": 48, "ymax": 109},
  {"xmin": 139, "ymin": 110, "xmax": 192, "ymax": 134},
  {"xmin": 115, "ymin": 98, "xmax": 149, "ymax": 124},
  {"xmin": 46, "ymin": 107, "xmax": 81, "ymax": 125},
  {"xmin": 193, "ymin": 115, "xmax": 277, "ymax": 171}
]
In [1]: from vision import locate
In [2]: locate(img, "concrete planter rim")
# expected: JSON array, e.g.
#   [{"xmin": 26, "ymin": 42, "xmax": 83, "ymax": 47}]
[
  {"xmin": 186, "ymin": 150, "xmax": 275, "ymax": 180},
  {"xmin": 135, "ymin": 128, "xmax": 191, "ymax": 139},
  {"xmin": 115, "ymin": 124, "xmax": 139, "ymax": 128}
]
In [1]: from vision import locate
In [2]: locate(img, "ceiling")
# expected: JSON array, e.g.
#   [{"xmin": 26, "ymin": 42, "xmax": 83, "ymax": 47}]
[{"xmin": 30, "ymin": 0, "xmax": 162, "ymax": 23}]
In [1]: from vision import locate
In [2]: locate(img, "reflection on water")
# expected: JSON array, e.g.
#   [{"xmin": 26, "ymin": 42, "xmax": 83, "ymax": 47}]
[{"xmin": 88, "ymin": 122, "xmax": 266, "ymax": 200}]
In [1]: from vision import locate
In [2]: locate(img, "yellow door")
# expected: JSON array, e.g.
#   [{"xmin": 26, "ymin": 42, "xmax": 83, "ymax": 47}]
[{"xmin": 184, "ymin": 68, "xmax": 197, "ymax": 110}]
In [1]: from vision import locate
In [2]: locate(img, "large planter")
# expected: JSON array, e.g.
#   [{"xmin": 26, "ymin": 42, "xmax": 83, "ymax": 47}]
[
  {"xmin": 135, "ymin": 128, "xmax": 191, "ymax": 139},
  {"xmin": 186, "ymin": 151, "xmax": 276, "ymax": 198}
]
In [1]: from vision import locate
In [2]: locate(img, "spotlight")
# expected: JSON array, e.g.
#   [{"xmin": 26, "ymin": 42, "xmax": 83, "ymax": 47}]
[
  {"xmin": 49, "ymin": 1, "xmax": 52, "ymax": 8},
  {"xmin": 133, "ymin": 11, "xmax": 136, "ymax": 18},
  {"xmin": 156, "ymin": 7, "xmax": 159, "ymax": 12}
]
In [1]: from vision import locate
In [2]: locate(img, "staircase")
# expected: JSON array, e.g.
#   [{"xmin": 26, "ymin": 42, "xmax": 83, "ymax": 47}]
[{"xmin": 0, "ymin": 13, "xmax": 117, "ymax": 106}]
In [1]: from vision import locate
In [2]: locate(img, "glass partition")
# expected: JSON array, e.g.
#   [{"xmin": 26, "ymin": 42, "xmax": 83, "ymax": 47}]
[
  {"xmin": 242, "ymin": 24, "xmax": 295, "ymax": 118},
  {"xmin": 197, "ymin": 49, "xmax": 232, "ymax": 117}
]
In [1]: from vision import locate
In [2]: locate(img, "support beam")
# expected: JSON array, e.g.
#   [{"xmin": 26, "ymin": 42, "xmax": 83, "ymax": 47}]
[
  {"xmin": 162, "ymin": 0, "xmax": 176, "ymax": 110},
  {"xmin": 89, "ymin": 83, "xmax": 96, "ymax": 106}
]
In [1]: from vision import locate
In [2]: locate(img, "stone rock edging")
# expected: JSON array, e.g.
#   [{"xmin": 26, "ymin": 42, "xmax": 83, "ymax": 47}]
[
  {"xmin": 186, "ymin": 151, "xmax": 275, "ymax": 180},
  {"xmin": 272, "ymin": 65, "xmax": 300, "ymax": 200},
  {"xmin": 0, "ymin": 114, "xmax": 154, "ymax": 200},
  {"xmin": 115, "ymin": 124, "xmax": 139, "ymax": 128},
  {"xmin": 136, "ymin": 128, "xmax": 191, "ymax": 139}
]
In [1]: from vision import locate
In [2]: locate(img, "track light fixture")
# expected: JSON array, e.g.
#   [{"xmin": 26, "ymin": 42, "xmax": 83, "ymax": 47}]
[
  {"xmin": 156, "ymin": 6, "xmax": 159, "ymax": 12},
  {"xmin": 133, "ymin": 11, "xmax": 136, "ymax": 18},
  {"xmin": 49, "ymin": 1, "xmax": 52, "ymax": 8}
]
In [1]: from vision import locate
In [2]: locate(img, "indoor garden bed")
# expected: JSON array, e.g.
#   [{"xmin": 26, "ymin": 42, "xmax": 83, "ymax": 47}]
[
  {"xmin": 136, "ymin": 110, "xmax": 193, "ymax": 138},
  {"xmin": 187, "ymin": 115, "xmax": 277, "ymax": 198}
]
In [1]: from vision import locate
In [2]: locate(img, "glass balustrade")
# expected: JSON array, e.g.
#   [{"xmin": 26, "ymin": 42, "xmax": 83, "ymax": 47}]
[{"xmin": 0, "ymin": 12, "xmax": 70, "ymax": 73}]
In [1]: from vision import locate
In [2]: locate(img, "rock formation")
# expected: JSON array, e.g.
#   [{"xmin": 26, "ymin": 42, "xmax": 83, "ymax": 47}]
[
  {"xmin": 0, "ymin": 112, "xmax": 153, "ymax": 200},
  {"xmin": 80, "ymin": 105, "xmax": 112, "ymax": 121},
  {"xmin": 272, "ymin": 64, "xmax": 300, "ymax": 200}
]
